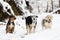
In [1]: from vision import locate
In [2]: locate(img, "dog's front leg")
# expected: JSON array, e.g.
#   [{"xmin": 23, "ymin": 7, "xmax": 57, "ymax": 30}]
[
  {"xmin": 29, "ymin": 25, "xmax": 32, "ymax": 34},
  {"xmin": 11, "ymin": 27, "xmax": 14, "ymax": 33},
  {"xmin": 6, "ymin": 26, "xmax": 10, "ymax": 33},
  {"xmin": 26, "ymin": 25, "xmax": 29, "ymax": 34},
  {"xmin": 33, "ymin": 25, "xmax": 36, "ymax": 33}
]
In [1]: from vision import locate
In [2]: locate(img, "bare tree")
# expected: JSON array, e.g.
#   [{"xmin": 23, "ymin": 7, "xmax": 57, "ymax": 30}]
[
  {"xmin": 57, "ymin": 0, "xmax": 60, "ymax": 14},
  {"xmin": 51, "ymin": 0, "xmax": 53, "ymax": 11},
  {"xmin": 59, "ymin": 0, "xmax": 60, "ymax": 7},
  {"xmin": 46, "ymin": 2, "xmax": 48, "ymax": 12},
  {"xmin": 38, "ymin": 5, "xmax": 40, "ymax": 13}
]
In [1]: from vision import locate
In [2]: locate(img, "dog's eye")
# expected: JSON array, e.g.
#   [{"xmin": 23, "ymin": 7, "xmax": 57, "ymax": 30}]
[
  {"xmin": 36, "ymin": 16, "xmax": 38, "ymax": 18},
  {"xmin": 48, "ymin": 17, "xmax": 49, "ymax": 18},
  {"xmin": 33, "ymin": 18, "xmax": 35, "ymax": 20}
]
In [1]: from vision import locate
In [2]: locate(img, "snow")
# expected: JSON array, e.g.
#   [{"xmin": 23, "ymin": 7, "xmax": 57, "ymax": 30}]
[
  {"xmin": 0, "ymin": 0, "xmax": 60, "ymax": 40},
  {"xmin": 0, "ymin": 14, "xmax": 60, "ymax": 40}
]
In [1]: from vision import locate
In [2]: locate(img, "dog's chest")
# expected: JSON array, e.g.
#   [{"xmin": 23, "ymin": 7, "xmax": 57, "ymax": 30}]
[
  {"xmin": 30, "ymin": 23, "xmax": 36, "ymax": 27},
  {"xmin": 10, "ymin": 23, "xmax": 14, "ymax": 28},
  {"xmin": 31, "ymin": 20, "xmax": 37, "ymax": 27},
  {"xmin": 31, "ymin": 18, "xmax": 37, "ymax": 26}
]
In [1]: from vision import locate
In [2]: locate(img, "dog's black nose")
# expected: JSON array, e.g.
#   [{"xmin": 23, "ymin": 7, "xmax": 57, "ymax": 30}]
[
  {"xmin": 49, "ymin": 19, "xmax": 51, "ymax": 21},
  {"xmin": 33, "ymin": 18, "xmax": 35, "ymax": 20}
]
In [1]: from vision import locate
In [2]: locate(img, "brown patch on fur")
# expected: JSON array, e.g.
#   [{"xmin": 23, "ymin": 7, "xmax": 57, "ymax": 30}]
[{"xmin": 6, "ymin": 25, "xmax": 14, "ymax": 33}]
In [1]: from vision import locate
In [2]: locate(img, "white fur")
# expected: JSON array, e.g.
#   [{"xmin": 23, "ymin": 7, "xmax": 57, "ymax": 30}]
[
  {"xmin": 44, "ymin": 22, "xmax": 51, "ymax": 28},
  {"xmin": 30, "ymin": 23, "xmax": 36, "ymax": 27},
  {"xmin": 10, "ymin": 23, "xmax": 14, "ymax": 29}
]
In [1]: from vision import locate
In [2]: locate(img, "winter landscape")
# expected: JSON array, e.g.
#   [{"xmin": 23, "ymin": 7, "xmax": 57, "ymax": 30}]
[{"xmin": 0, "ymin": 0, "xmax": 60, "ymax": 40}]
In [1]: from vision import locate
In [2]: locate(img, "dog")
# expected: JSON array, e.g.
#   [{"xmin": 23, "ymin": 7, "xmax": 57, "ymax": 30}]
[
  {"xmin": 25, "ymin": 15, "xmax": 38, "ymax": 34},
  {"xmin": 6, "ymin": 15, "xmax": 16, "ymax": 34},
  {"xmin": 42, "ymin": 15, "xmax": 53, "ymax": 29}
]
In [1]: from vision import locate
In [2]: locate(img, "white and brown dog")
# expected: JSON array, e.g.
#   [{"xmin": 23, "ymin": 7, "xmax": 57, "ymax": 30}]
[
  {"xmin": 6, "ymin": 15, "xmax": 16, "ymax": 34},
  {"xmin": 42, "ymin": 15, "xmax": 53, "ymax": 29},
  {"xmin": 25, "ymin": 15, "xmax": 38, "ymax": 34}
]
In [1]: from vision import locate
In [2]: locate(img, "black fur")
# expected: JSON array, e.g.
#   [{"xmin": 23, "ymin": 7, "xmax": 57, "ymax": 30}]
[{"xmin": 26, "ymin": 16, "xmax": 32, "ymax": 25}]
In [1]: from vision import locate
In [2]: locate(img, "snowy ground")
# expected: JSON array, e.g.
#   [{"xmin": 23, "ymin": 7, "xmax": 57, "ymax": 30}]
[
  {"xmin": 0, "ymin": 0, "xmax": 60, "ymax": 40},
  {"xmin": 0, "ymin": 14, "xmax": 60, "ymax": 40}
]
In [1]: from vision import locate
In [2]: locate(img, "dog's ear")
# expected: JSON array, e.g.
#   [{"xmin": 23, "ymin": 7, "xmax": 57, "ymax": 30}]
[
  {"xmin": 31, "ymin": 16, "xmax": 33, "ymax": 18},
  {"xmin": 36, "ymin": 16, "xmax": 38, "ymax": 18}
]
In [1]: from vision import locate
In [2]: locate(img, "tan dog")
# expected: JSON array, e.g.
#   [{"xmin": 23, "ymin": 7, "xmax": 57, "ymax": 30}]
[
  {"xmin": 6, "ymin": 15, "xmax": 16, "ymax": 34},
  {"xmin": 42, "ymin": 15, "xmax": 53, "ymax": 29}
]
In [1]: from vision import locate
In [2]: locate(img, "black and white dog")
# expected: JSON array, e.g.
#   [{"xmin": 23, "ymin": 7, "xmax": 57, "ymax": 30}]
[
  {"xmin": 25, "ymin": 15, "xmax": 38, "ymax": 34},
  {"xmin": 42, "ymin": 15, "xmax": 53, "ymax": 29}
]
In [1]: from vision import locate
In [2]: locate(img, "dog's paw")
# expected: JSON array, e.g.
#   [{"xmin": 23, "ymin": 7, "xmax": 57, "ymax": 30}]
[
  {"xmin": 21, "ymin": 36, "xmax": 25, "ymax": 38},
  {"xmin": 24, "ymin": 33, "xmax": 28, "ymax": 35},
  {"xmin": 20, "ymin": 35, "xmax": 25, "ymax": 38}
]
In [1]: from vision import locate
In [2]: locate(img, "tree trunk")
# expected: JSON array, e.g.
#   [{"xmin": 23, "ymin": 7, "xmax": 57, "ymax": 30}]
[
  {"xmin": 51, "ymin": 0, "xmax": 53, "ymax": 12},
  {"xmin": 46, "ymin": 2, "xmax": 48, "ymax": 12},
  {"xmin": 59, "ymin": 0, "xmax": 60, "ymax": 7}
]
